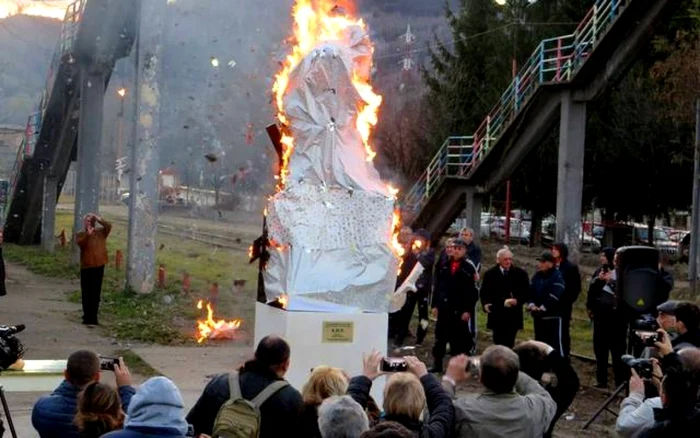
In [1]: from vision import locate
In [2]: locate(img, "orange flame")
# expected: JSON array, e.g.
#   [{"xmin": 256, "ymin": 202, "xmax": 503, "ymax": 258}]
[
  {"xmin": 278, "ymin": 294, "xmax": 288, "ymax": 309},
  {"xmin": 0, "ymin": 1, "xmax": 71, "ymax": 19},
  {"xmin": 412, "ymin": 240, "xmax": 423, "ymax": 251},
  {"xmin": 272, "ymin": 0, "xmax": 383, "ymax": 186},
  {"xmin": 195, "ymin": 299, "xmax": 242, "ymax": 344},
  {"xmin": 248, "ymin": 245, "xmax": 253, "ymax": 259}
]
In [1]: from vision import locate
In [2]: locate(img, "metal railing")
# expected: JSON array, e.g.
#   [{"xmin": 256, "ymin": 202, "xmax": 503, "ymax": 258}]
[
  {"xmin": 402, "ymin": 0, "xmax": 626, "ymax": 219},
  {"xmin": 5, "ymin": 0, "xmax": 85, "ymax": 222}
]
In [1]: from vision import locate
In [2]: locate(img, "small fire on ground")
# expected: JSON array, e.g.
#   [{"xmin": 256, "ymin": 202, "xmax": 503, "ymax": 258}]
[{"xmin": 195, "ymin": 300, "xmax": 242, "ymax": 344}]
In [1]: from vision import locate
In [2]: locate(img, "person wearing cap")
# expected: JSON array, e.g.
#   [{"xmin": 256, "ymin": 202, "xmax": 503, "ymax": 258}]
[
  {"xmin": 430, "ymin": 238, "xmax": 479, "ymax": 373},
  {"xmin": 527, "ymin": 251, "xmax": 567, "ymax": 356},
  {"xmin": 394, "ymin": 229, "xmax": 435, "ymax": 347},
  {"xmin": 552, "ymin": 243, "xmax": 581, "ymax": 359},
  {"xmin": 587, "ymin": 247, "xmax": 628, "ymax": 388},
  {"xmin": 656, "ymin": 301, "xmax": 680, "ymax": 333},
  {"xmin": 479, "ymin": 246, "xmax": 530, "ymax": 348},
  {"xmin": 663, "ymin": 302, "xmax": 700, "ymax": 350}
]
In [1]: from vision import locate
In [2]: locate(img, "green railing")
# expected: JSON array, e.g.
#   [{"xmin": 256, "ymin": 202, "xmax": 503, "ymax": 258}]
[{"xmin": 402, "ymin": 0, "xmax": 625, "ymax": 219}]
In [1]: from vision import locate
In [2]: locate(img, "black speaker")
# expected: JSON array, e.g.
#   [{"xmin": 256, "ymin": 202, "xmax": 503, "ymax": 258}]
[{"xmin": 616, "ymin": 246, "xmax": 661, "ymax": 314}]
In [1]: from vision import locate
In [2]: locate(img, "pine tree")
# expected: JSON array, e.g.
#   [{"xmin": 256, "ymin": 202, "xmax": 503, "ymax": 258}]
[{"xmin": 423, "ymin": 0, "xmax": 510, "ymax": 142}]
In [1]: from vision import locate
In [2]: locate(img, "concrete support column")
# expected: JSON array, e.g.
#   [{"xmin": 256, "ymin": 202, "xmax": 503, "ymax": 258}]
[
  {"xmin": 555, "ymin": 91, "xmax": 586, "ymax": 263},
  {"xmin": 127, "ymin": 0, "xmax": 166, "ymax": 294},
  {"xmin": 465, "ymin": 187, "xmax": 483, "ymax": 244},
  {"xmin": 72, "ymin": 70, "xmax": 106, "ymax": 264},
  {"xmin": 42, "ymin": 175, "xmax": 58, "ymax": 253}
]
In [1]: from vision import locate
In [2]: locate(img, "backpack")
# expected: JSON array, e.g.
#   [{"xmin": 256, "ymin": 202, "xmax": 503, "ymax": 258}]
[{"xmin": 212, "ymin": 372, "xmax": 289, "ymax": 438}]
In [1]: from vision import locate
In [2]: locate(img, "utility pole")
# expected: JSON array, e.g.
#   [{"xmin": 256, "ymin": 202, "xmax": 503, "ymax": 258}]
[
  {"xmin": 689, "ymin": 99, "xmax": 700, "ymax": 293},
  {"xmin": 126, "ymin": 0, "xmax": 166, "ymax": 293},
  {"xmin": 399, "ymin": 23, "xmax": 416, "ymax": 88}
]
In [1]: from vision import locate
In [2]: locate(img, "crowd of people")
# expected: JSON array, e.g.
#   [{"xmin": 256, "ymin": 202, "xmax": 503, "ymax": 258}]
[
  {"xmin": 389, "ymin": 227, "xmax": 582, "ymax": 373},
  {"xmin": 7, "ymin": 219, "xmax": 700, "ymax": 437}
]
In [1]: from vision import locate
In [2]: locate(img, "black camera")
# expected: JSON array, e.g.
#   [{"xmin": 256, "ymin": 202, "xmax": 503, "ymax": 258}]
[
  {"xmin": 381, "ymin": 357, "xmax": 408, "ymax": 372},
  {"xmin": 633, "ymin": 315, "xmax": 659, "ymax": 332},
  {"xmin": 0, "ymin": 324, "xmax": 26, "ymax": 370},
  {"xmin": 621, "ymin": 355, "xmax": 654, "ymax": 379},
  {"xmin": 643, "ymin": 332, "xmax": 664, "ymax": 347},
  {"xmin": 99, "ymin": 356, "xmax": 120, "ymax": 372}
]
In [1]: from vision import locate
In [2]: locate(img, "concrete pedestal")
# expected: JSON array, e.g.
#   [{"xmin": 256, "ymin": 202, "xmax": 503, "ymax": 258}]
[{"xmin": 254, "ymin": 302, "xmax": 388, "ymax": 405}]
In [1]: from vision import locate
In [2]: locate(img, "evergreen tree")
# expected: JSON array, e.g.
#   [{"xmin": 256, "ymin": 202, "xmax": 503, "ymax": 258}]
[{"xmin": 423, "ymin": 0, "xmax": 510, "ymax": 144}]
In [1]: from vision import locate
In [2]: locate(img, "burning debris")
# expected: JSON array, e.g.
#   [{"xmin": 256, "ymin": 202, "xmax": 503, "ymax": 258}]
[{"xmin": 195, "ymin": 300, "xmax": 242, "ymax": 344}]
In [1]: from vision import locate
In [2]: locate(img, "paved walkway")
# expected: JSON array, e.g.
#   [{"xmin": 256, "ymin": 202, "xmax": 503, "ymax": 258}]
[{"xmin": 0, "ymin": 261, "xmax": 251, "ymax": 436}]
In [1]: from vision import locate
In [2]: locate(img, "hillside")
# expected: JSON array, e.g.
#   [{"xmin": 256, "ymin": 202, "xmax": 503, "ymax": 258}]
[
  {"xmin": 0, "ymin": 14, "xmax": 60, "ymax": 125},
  {"xmin": 0, "ymin": 1, "xmax": 453, "ymax": 188}
]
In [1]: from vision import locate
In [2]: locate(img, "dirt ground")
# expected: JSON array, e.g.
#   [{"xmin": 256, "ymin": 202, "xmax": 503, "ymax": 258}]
[{"xmin": 0, "ymin": 261, "xmax": 252, "ymax": 437}]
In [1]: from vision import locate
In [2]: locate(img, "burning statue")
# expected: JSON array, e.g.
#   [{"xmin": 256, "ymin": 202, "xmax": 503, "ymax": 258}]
[{"xmin": 261, "ymin": 0, "xmax": 402, "ymax": 313}]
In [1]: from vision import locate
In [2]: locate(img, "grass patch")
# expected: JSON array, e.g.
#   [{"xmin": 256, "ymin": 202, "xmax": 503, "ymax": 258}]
[
  {"xmin": 116, "ymin": 349, "xmax": 161, "ymax": 378},
  {"xmin": 4, "ymin": 211, "xmax": 258, "ymax": 345}
]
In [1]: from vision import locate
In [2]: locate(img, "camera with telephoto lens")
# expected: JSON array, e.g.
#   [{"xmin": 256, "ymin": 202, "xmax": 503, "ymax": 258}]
[
  {"xmin": 621, "ymin": 355, "xmax": 654, "ymax": 379},
  {"xmin": 633, "ymin": 315, "xmax": 659, "ymax": 332},
  {"xmin": 381, "ymin": 357, "xmax": 408, "ymax": 372}
]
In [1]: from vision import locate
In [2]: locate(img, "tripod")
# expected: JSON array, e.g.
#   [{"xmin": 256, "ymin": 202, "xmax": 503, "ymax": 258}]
[
  {"xmin": 0, "ymin": 386, "xmax": 17, "ymax": 438},
  {"xmin": 582, "ymin": 324, "xmax": 637, "ymax": 430}
]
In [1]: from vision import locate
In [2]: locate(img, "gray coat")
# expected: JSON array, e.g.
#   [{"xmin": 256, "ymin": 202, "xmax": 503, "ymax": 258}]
[{"xmin": 444, "ymin": 372, "xmax": 557, "ymax": 438}]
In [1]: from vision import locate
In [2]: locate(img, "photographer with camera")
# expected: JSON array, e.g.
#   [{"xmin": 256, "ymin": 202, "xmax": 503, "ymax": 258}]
[
  {"xmin": 513, "ymin": 340, "xmax": 579, "ymax": 438},
  {"xmin": 441, "ymin": 346, "xmax": 556, "ymax": 437},
  {"xmin": 76, "ymin": 213, "xmax": 112, "ymax": 326},
  {"xmin": 32, "ymin": 350, "xmax": 135, "ymax": 438},
  {"xmin": 346, "ymin": 351, "xmax": 454, "ymax": 437},
  {"xmin": 616, "ymin": 326, "xmax": 700, "ymax": 437}
]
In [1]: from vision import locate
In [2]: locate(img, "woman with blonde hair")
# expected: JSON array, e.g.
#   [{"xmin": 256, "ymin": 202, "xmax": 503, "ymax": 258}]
[
  {"xmin": 348, "ymin": 352, "xmax": 454, "ymax": 438},
  {"xmin": 301, "ymin": 365, "xmax": 350, "ymax": 437},
  {"xmin": 74, "ymin": 381, "xmax": 125, "ymax": 437}
]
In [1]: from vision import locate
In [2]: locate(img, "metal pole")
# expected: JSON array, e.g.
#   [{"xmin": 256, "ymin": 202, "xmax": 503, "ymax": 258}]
[
  {"xmin": 689, "ymin": 99, "xmax": 700, "ymax": 293},
  {"xmin": 504, "ymin": 11, "xmax": 518, "ymax": 243},
  {"xmin": 126, "ymin": 0, "xmax": 165, "ymax": 293}
]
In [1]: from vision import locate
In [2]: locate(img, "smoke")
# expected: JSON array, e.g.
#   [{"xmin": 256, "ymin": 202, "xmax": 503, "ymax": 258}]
[{"xmin": 0, "ymin": 1, "xmax": 71, "ymax": 19}]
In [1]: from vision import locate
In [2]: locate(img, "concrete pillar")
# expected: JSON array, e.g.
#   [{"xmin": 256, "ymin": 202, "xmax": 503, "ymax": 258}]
[
  {"xmin": 72, "ymin": 70, "xmax": 106, "ymax": 264},
  {"xmin": 42, "ymin": 175, "xmax": 58, "ymax": 253},
  {"xmin": 127, "ymin": 0, "xmax": 166, "ymax": 293},
  {"xmin": 555, "ymin": 91, "xmax": 586, "ymax": 263},
  {"xmin": 465, "ymin": 187, "xmax": 483, "ymax": 244}
]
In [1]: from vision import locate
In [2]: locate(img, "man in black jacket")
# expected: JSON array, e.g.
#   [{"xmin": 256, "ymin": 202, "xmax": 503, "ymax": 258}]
[
  {"xmin": 552, "ymin": 243, "xmax": 581, "ymax": 358},
  {"xmin": 187, "ymin": 336, "xmax": 304, "ymax": 437},
  {"xmin": 395, "ymin": 229, "xmax": 435, "ymax": 347},
  {"xmin": 480, "ymin": 246, "xmax": 529, "ymax": 348},
  {"xmin": 430, "ymin": 239, "xmax": 479, "ymax": 373}
]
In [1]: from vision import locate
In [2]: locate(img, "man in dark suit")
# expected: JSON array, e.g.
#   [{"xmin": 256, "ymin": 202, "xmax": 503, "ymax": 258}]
[
  {"xmin": 480, "ymin": 246, "xmax": 530, "ymax": 348},
  {"xmin": 430, "ymin": 239, "xmax": 479, "ymax": 373}
]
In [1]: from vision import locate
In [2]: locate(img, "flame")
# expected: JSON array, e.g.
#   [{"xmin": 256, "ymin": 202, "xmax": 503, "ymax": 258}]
[
  {"xmin": 0, "ymin": 1, "xmax": 71, "ymax": 19},
  {"xmin": 272, "ymin": 0, "xmax": 382, "ymax": 186},
  {"xmin": 391, "ymin": 209, "xmax": 405, "ymax": 275},
  {"xmin": 278, "ymin": 294, "xmax": 288, "ymax": 309},
  {"xmin": 117, "ymin": 88, "xmax": 126, "ymax": 98},
  {"xmin": 412, "ymin": 240, "xmax": 423, "ymax": 251},
  {"xmin": 195, "ymin": 299, "xmax": 242, "ymax": 344}
]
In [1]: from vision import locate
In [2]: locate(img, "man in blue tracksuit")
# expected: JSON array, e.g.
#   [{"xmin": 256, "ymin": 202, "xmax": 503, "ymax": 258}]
[{"xmin": 527, "ymin": 251, "xmax": 567, "ymax": 356}]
